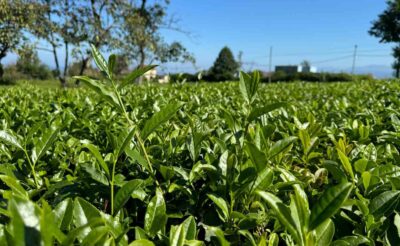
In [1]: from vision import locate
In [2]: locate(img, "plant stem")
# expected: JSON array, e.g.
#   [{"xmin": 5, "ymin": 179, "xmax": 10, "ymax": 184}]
[
  {"xmin": 24, "ymin": 149, "xmax": 39, "ymax": 188},
  {"xmin": 112, "ymin": 81, "xmax": 162, "ymax": 193},
  {"xmin": 110, "ymin": 160, "xmax": 117, "ymax": 214}
]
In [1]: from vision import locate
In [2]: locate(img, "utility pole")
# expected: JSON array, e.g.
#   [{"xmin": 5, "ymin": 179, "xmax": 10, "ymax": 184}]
[
  {"xmin": 268, "ymin": 46, "xmax": 273, "ymax": 83},
  {"xmin": 351, "ymin": 45, "xmax": 358, "ymax": 74}
]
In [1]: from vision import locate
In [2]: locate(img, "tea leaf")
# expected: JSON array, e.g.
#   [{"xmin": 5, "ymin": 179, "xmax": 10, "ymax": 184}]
[
  {"xmin": 309, "ymin": 182, "xmax": 352, "ymax": 230},
  {"xmin": 144, "ymin": 189, "xmax": 166, "ymax": 236},
  {"xmin": 113, "ymin": 179, "xmax": 143, "ymax": 215},
  {"xmin": 119, "ymin": 65, "xmax": 158, "ymax": 89},
  {"xmin": 141, "ymin": 101, "xmax": 184, "ymax": 140},
  {"xmin": 0, "ymin": 130, "xmax": 23, "ymax": 150}
]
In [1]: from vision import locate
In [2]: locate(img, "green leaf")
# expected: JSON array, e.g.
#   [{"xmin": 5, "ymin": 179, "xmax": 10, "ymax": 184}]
[
  {"xmin": 189, "ymin": 163, "xmax": 218, "ymax": 182},
  {"xmin": 0, "ymin": 130, "xmax": 23, "ymax": 150},
  {"xmin": 141, "ymin": 102, "xmax": 184, "ymax": 140},
  {"xmin": 218, "ymin": 150, "xmax": 228, "ymax": 177},
  {"xmin": 134, "ymin": 226, "xmax": 148, "ymax": 240},
  {"xmin": 278, "ymin": 168, "xmax": 310, "ymax": 233},
  {"xmin": 185, "ymin": 240, "xmax": 204, "ymax": 246},
  {"xmin": 354, "ymin": 158, "xmax": 368, "ymax": 173},
  {"xmin": 61, "ymin": 218, "xmax": 104, "ymax": 246},
  {"xmin": 332, "ymin": 235, "xmax": 370, "ymax": 246},
  {"xmin": 144, "ymin": 189, "xmax": 167, "ymax": 236},
  {"xmin": 315, "ymin": 219, "xmax": 335, "ymax": 246},
  {"xmin": 116, "ymin": 127, "xmax": 136, "ymax": 158},
  {"xmin": 40, "ymin": 202, "xmax": 65, "ymax": 245},
  {"xmin": 369, "ymin": 190, "xmax": 400, "ymax": 219},
  {"xmin": 207, "ymin": 194, "xmax": 230, "ymax": 222},
  {"xmin": 245, "ymin": 141, "xmax": 267, "ymax": 172},
  {"xmin": 251, "ymin": 167, "xmax": 273, "ymax": 192},
  {"xmin": 73, "ymin": 197, "xmax": 102, "ymax": 228},
  {"xmin": 268, "ymin": 137, "xmax": 297, "ymax": 159},
  {"xmin": 362, "ymin": 171, "xmax": 371, "ymax": 190},
  {"xmin": 8, "ymin": 196, "xmax": 41, "ymax": 246},
  {"xmin": 129, "ymin": 239, "xmax": 155, "ymax": 246},
  {"xmin": 31, "ymin": 126, "xmax": 60, "ymax": 164},
  {"xmin": 203, "ymin": 225, "xmax": 230, "ymax": 246},
  {"xmin": 113, "ymin": 179, "xmax": 143, "ymax": 215},
  {"xmin": 120, "ymin": 65, "xmax": 158, "ymax": 89},
  {"xmin": 0, "ymin": 175, "xmax": 28, "ymax": 198},
  {"xmin": 238, "ymin": 216, "xmax": 258, "ymax": 230},
  {"xmin": 90, "ymin": 44, "xmax": 109, "ymax": 77},
  {"xmin": 239, "ymin": 71, "xmax": 260, "ymax": 104},
  {"xmin": 53, "ymin": 198, "xmax": 74, "ymax": 231},
  {"xmin": 267, "ymin": 233, "xmax": 278, "ymax": 246},
  {"xmin": 181, "ymin": 216, "xmax": 196, "ymax": 240},
  {"xmin": 125, "ymin": 148, "xmax": 150, "ymax": 173},
  {"xmin": 108, "ymin": 54, "xmax": 116, "ymax": 76},
  {"xmin": 386, "ymin": 212, "xmax": 400, "ymax": 245},
  {"xmin": 238, "ymin": 230, "xmax": 257, "ymax": 245},
  {"xmin": 323, "ymin": 160, "xmax": 347, "ymax": 183},
  {"xmin": 256, "ymin": 191, "xmax": 301, "ymax": 244},
  {"xmin": 187, "ymin": 131, "xmax": 206, "ymax": 162},
  {"xmin": 81, "ymin": 163, "xmax": 109, "ymax": 186},
  {"xmin": 159, "ymin": 165, "xmax": 175, "ymax": 180},
  {"xmin": 309, "ymin": 182, "xmax": 352, "ymax": 230},
  {"xmin": 74, "ymin": 76, "xmax": 121, "ymax": 110},
  {"xmin": 81, "ymin": 142, "xmax": 110, "ymax": 178},
  {"xmin": 298, "ymin": 129, "xmax": 311, "ymax": 153},
  {"xmin": 170, "ymin": 224, "xmax": 185, "ymax": 246},
  {"xmin": 337, "ymin": 150, "xmax": 355, "ymax": 181},
  {"xmin": 81, "ymin": 225, "xmax": 109, "ymax": 246},
  {"xmin": 248, "ymin": 102, "xmax": 287, "ymax": 121}
]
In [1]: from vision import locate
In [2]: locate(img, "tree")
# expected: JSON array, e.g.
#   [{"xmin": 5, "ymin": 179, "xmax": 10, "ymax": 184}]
[
  {"xmin": 32, "ymin": 0, "xmax": 126, "ymax": 85},
  {"xmin": 209, "ymin": 46, "xmax": 239, "ymax": 81},
  {"xmin": 73, "ymin": 0, "xmax": 126, "ymax": 84},
  {"xmin": 237, "ymin": 51, "xmax": 243, "ymax": 71},
  {"xmin": 15, "ymin": 44, "xmax": 52, "ymax": 80},
  {"xmin": 369, "ymin": 0, "xmax": 400, "ymax": 78},
  {"xmin": 121, "ymin": 0, "xmax": 194, "ymax": 82},
  {"xmin": 392, "ymin": 46, "xmax": 400, "ymax": 78},
  {"xmin": 301, "ymin": 60, "xmax": 311, "ymax": 68},
  {"xmin": 0, "ymin": 0, "xmax": 41, "ymax": 80},
  {"xmin": 32, "ymin": 0, "xmax": 87, "ymax": 86}
]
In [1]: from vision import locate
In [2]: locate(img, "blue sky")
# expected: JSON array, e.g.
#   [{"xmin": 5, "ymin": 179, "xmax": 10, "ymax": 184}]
[
  {"xmin": 160, "ymin": 0, "xmax": 393, "ymax": 76},
  {"xmin": 4, "ymin": 0, "xmax": 395, "ymax": 76}
]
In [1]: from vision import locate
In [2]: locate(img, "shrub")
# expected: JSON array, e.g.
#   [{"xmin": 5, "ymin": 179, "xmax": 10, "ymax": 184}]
[
  {"xmin": 324, "ymin": 72, "xmax": 354, "ymax": 82},
  {"xmin": 260, "ymin": 71, "xmax": 367, "ymax": 83},
  {"xmin": 169, "ymin": 73, "xmax": 198, "ymax": 82},
  {"xmin": 0, "ymin": 74, "xmax": 16, "ymax": 85},
  {"xmin": 14, "ymin": 45, "xmax": 53, "ymax": 80},
  {"xmin": 68, "ymin": 61, "xmax": 101, "ymax": 78}
]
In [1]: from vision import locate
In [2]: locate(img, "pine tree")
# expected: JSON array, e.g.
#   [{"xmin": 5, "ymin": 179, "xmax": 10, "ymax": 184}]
[{"xmin": 209, "ymin": 46, "xmax": 239, "ymax": 81}]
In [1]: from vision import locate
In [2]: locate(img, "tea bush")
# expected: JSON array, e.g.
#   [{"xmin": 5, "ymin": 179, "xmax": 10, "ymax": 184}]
[{"xmin": 0, "ymin": 46, "xmax": 399, "ymax": 245}]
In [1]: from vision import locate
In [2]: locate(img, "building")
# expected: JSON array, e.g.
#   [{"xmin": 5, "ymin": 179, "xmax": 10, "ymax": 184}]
[
  {"xmin": 158, "ymin": 75, "xmax": 170, "ymax": 84},
  {"xmin": 142, "ymin": 68, "xmax": 171, "ymax": 83},
  {"xmin": 275, "ymin": 65, "xmax": 317, "ymax": 74},
  {"xmin": 143, "ymin": 68, "xmax": 157, "ymax": 81}
]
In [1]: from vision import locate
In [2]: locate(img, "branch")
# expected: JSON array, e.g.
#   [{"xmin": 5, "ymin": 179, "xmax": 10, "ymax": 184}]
[
  {"xmin": 36, "ymin": 46, "xmax": 54, "ymax": 52},
  {"xmin": 159, "ymin": 14, "xmax": 198, "ymax": 42}
]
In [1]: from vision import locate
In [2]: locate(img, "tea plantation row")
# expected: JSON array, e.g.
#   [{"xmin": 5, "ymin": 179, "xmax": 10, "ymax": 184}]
[{"xmin": 0, "ymin": 77, "xmax": 400, "ymax": 245}]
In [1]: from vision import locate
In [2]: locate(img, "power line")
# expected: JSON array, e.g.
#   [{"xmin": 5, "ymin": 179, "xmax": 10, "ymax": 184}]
[
  {"xmin": 358, "ymin": 54, "xmax": 390, "ymax": 57},
  {"xmin": 311, "ymin": 55, "xmax": 353, "ymax": 64}
]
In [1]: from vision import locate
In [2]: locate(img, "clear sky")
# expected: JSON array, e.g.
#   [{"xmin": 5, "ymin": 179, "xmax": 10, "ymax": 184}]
[
  {"xmin": 3, "ymin": 0, "xmax": 395, "ymax": 77},
  {"xmin": 160, "ymin": 0, "xmax": 393, "ymax": 76}
]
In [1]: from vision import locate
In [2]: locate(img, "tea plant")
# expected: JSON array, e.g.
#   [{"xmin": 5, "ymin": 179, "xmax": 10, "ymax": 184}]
[{"xmin": 0, "ymin": 45, "xmax": 399, "ymax": 245}]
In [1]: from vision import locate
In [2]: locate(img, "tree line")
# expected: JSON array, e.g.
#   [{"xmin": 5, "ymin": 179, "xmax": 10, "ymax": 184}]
[{"xmin": 0, "ymin": 0, "xmax": 194, "ymax": 86}]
